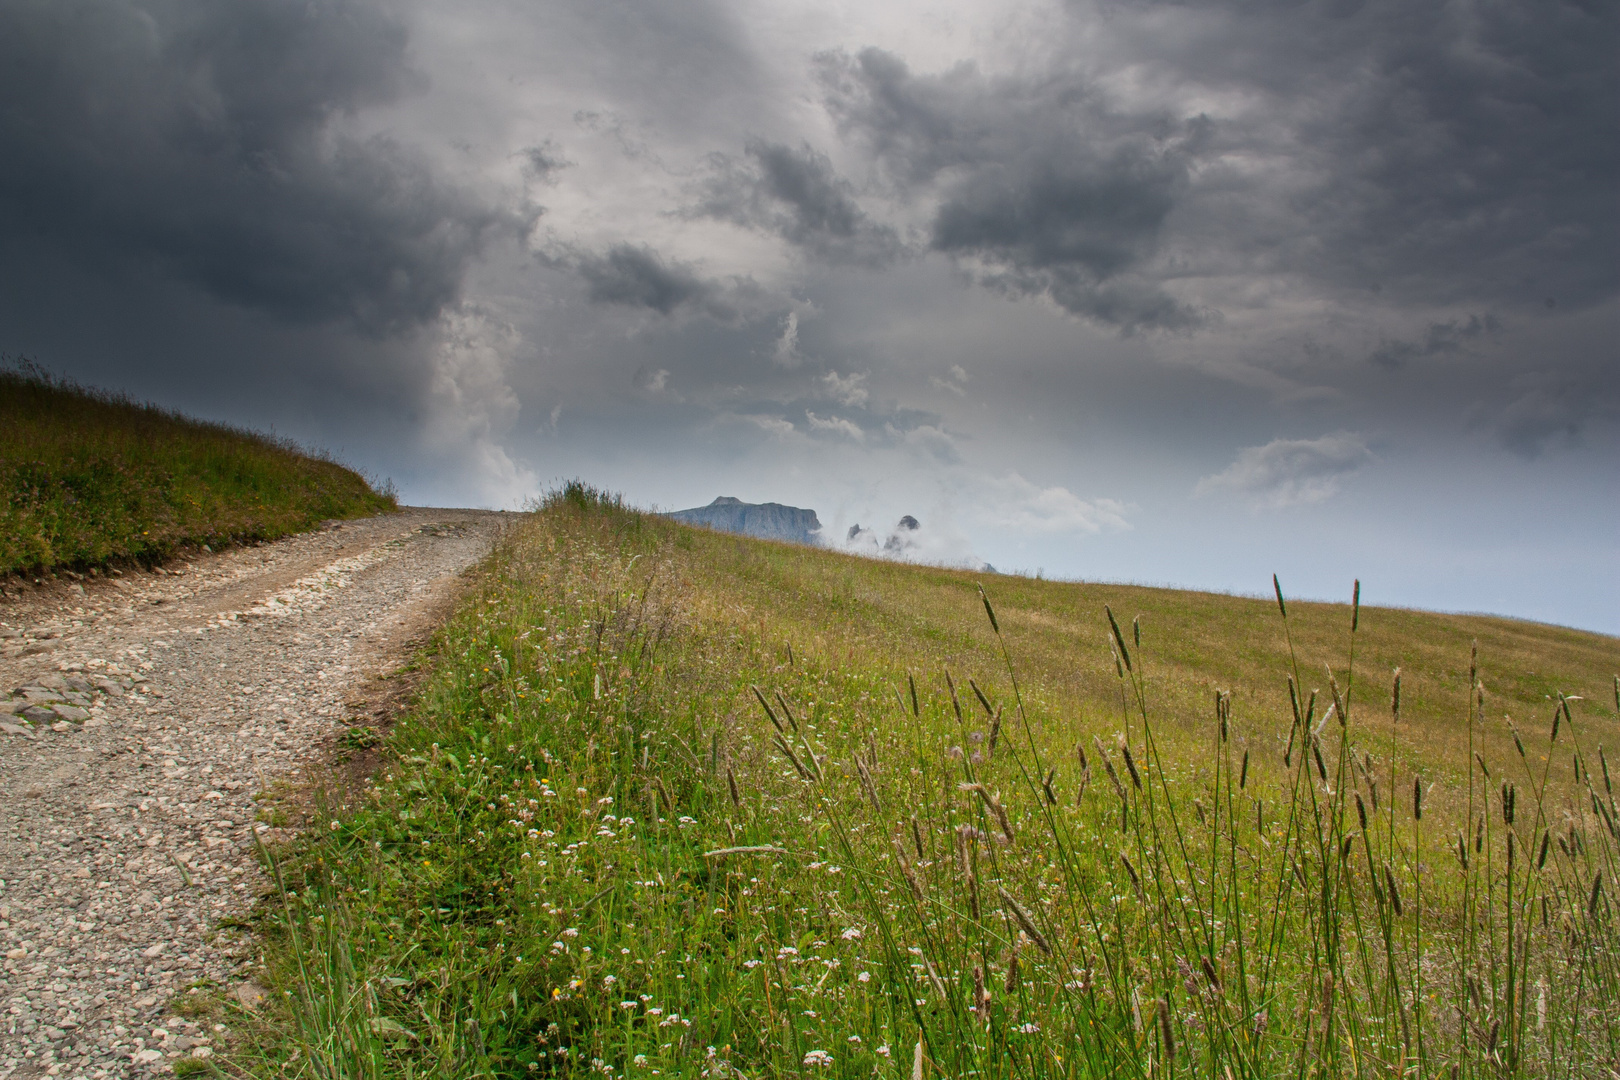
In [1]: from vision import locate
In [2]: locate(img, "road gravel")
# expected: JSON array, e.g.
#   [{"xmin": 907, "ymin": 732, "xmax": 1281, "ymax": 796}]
[{"xmin": 0, "ymin": 509, "xmax": 509, "ymax": 1078}]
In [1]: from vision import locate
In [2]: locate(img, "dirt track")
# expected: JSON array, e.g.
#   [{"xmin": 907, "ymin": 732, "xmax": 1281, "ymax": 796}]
[{"xmin": 0, "ymin": 509, "xmax": 508, "ymax": 1078}]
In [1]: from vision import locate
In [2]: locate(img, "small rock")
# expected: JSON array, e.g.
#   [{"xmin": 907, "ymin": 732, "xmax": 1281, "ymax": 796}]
[
  {"xmin": 0, "ymin": 721, "xmax": 34, "ymax": 737},
  {"xmin": 36, "ymin": 673, "xmax": 68, "ymax": 689},
  {"xmin": 234, "ymin": 981, "xmax": 268, "ymax": 1010},
  {"xmin": 63, "ymin": 690, "xmax": 93, "ymax": 706},
  {"xmin": 0, "ymin": 698, "xmax": 23, "ymax": 715},
  {"xmin": 132, "ymin": 1048, "xmax": 164, "ymax": 1064},
  {"xmin": 21, "ymin": 687, "xmax": 65, "ymax": 703},
  {"xmin": 21, "ymin": 704, "xmax": 57, "ymax": 724},
  {"xmin": 51, "ymin": 703, "xmax": 91, "ymax": 722},
  {"xmin": 93, "ymin": 677, "xmax": 126, "ymax": 697},
  {"xmin": 63, "ymin": 675, "xmax": 93, "ymax": 693},
  {"xmin": 53, "ymin": 721, "xmax": 72, "ymax": 732}
]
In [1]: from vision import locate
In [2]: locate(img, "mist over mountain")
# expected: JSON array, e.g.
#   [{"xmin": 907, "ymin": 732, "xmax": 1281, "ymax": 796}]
[{"xmin": 665, "ymin": 497, "xmax": 822, "ymax": 545}]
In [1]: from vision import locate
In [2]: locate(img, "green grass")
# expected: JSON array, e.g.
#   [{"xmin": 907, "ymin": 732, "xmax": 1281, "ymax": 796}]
[
  {"xmin": 0, "ymin": 360, "xmax": 396, "ymax": 574},
  {"xmin": 238, "ymin": 485, "xmax": 1619, "ymax": 1078}
]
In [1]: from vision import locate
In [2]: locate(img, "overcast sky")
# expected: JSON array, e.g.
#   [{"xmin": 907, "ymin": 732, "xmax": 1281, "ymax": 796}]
[{"xmin": 3, "ymin": 0, "xmax": 1616, "ymax": 632}]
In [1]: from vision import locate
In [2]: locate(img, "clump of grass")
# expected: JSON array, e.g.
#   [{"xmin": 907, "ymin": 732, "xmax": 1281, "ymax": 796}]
[
  {"xmin": 242, "ymin": 493, "xmax": 1618, "ymax": 1077},
  {"xmin": 0, "ymin": 358, "xmax": 395, "ymax": 574}
]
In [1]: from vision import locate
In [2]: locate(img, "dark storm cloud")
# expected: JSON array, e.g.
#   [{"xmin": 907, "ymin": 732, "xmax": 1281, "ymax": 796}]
[
  {"xmin": 0, "ymin": 0, "xmax": 518, "ymax": 333},
  {"xmin": 572, "ymin": 244, "xmax": 753, "ymax": 322},
  {"xmin": 521, "ymin": 141, "xmax": 574, "ymax": 182},
  {"xmin": 1097, "ymin": 0, "xmax": 1619, "ymax": 314},
  {"xmin": 817, "ymin": 48, "xmax": 1208, "ymax": 332},
  {"xmin": 694, "ymin": 139, "xmax": 904, "ymax": 267},
  {"xmin": 1369, "ymin": 314, "xmax": 1501, "ymax": 370}
]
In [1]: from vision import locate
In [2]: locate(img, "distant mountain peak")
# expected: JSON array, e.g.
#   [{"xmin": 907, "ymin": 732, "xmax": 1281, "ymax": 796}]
[{"xmin": 666, "ymin": 497, "xmax": 822, "ymax": 545}]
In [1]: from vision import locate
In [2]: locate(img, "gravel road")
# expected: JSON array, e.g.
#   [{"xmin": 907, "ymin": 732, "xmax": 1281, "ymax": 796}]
[{"xmin": 0, "ymin": 509, "xmax": 509, "ymax": 1078}]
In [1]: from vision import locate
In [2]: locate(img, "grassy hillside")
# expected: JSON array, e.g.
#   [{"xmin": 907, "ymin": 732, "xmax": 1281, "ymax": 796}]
[
  {"xmin": 0, "ymin": 363, "xmax": 396, "ymax": 574},
  {"xmin": 241, "ymin": 488, "xmax": 1618, "ymax": 1079}
]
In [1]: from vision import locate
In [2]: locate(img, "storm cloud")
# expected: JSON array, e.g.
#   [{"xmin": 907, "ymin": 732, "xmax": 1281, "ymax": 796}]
[
  {"xmin": 820, "ymin": 47, "xmax": 1208, "ymax": 331},
  {"xmin": 0, "ymin": 0, "xmax": 518, "ymax": 332},
  {"xmin": 695, "ymin": 139, "xmax": 903, "ymax": 267}
]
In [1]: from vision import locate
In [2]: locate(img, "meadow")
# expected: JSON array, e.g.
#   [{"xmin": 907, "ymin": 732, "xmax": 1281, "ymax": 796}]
[
  {"xmin": 241, "ymin": 486, "xmax": 1618, "ymax": 1079},
  {"xmin": 0, "ymin": 361, "xmax": 395, "ymax": 575}
]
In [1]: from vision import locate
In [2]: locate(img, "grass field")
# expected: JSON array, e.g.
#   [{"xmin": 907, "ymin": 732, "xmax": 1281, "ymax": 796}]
[
  {"xmin": 0, "ymin": 361, "xmax": 396, "ymax": 575},
  {"xmin": 239, "ymin": 486, "xmax": 1618, "ymax": 1078}
]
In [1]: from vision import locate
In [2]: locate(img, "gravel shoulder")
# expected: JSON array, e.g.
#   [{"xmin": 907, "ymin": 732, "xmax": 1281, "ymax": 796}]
[{"xmin": 0, "ymin": 509, "xmax": 510, "ymax": 1078}]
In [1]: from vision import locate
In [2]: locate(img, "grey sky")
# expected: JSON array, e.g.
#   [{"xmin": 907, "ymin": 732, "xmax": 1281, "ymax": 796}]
[{"xmin": 2, "ymin": 0, "xmax": 1615, "ymax": 632}]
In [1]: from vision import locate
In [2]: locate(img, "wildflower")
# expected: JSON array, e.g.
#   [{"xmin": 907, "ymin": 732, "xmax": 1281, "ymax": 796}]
[
  {"xmin": 876, "ymin": 1045, "xmax": 891, "ymax": 1058},
  {"xmin": 848, "ymin": 1035, "xmax": 862, "ymax": 1043},
  {"xmin": 802, "ymin": 1050, "xmax": 833, "ymax": 1067},
  {"xmin": 329, "ymin": 820, "xmax": 340, "ymax": 831},
  {"xmin": 619, "ymin": 1001, "xmax": 638, "ymax": 1010},
  {"xmin": 1017, "ymin": 1023, "xmax": 1040, "ymax": 1034},
  {"xmin": 857, "ymin": 971, "xmax": 871, "ymax": 983},
  {"xmin": 563, "ymin": 927, "xmax": 580, "ymax": 938},
  {"xmin": 743, "ymin": 959, "xmax": 763, "ymax": 969},
  {"xmin": 841, "ymin": 928, "xmax": 862, "ymax": 940},
  {"xmin": 603, "ymin": 975, "xmax": 617, "ymax": 986},
  {"xmin": 633, "ymin": 1056, "xmax": 648, "ymax": 1067}
]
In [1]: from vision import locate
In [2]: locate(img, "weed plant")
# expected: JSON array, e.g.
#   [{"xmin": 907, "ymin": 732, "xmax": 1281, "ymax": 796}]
[
  {"xmin": 0, "ymin": 360, "xmax": 395, "ymax": 574},
  {"xmin": 245, "ymin": 487, "xmax": 1618, "ymax": 1078}
]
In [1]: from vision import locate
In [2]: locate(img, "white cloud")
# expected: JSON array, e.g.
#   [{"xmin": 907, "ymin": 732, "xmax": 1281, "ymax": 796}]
[
  {"xmin": 820, "ymin": 369, "xmax": 869, "ymax": 407},
  {"xmin": 633, "ymin": 366, "xmax": 670, "ymax": 392},
  {"xmin": 896, "ymin": 423, "xmax": 960, "ymax": 464},
  {"xmin": 1196, "ymin": 433, "xmax": 1373, "ymax": 507},
  {"xmin": 773, "ymin": 310, "xmax": 803, "ymax": 368},
  {"xmin": 980, "ymin": 472, "xmax": 1131, "ymax": 534},
  {"xmin": 930, "ymin": 364, "xmax": 969, "ymax": 397},
  {"xmin": 742, "ymin": 413, "xmax": 797, "ymax": 438},
  {"xmin": 805, "ymin": 410, "xmax": 865, "ymax": 441},
  {"xmin": 425, "ymin": 303, "xmax": 536, "ymax": 507}
]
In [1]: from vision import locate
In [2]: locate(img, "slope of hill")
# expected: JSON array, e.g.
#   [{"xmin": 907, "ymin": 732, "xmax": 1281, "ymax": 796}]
[
  {"xmin": 253, "ymin": 489, "xmax": 1618, "ymax": 1078},
  {"xmin": 665, "ymin": 495, "xmax": 822, "ymax": 544},
  {"xmin": 0, "ymin": 364, "xmax": 396, "ymax": 575}
]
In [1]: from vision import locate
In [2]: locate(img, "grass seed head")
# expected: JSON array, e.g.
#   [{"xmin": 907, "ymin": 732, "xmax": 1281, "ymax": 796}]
[
  {"xmin": 996, "ymin": 886, "xmax": 1052, "ymax": 955},
  {"xmin": 1105, "ymin": 606, "xmax": 1133, "ymax": 673},
  {"xmin": 1413, "ymin": 778, "xmax": 1423, "ymax": 821},
  {"xmin": 969, "ymin": 678, "xmax": 994, "ymax": 718},
  {"xmin": 1121, "ymin": 742, "xmax": 1142, "ymax": 790}
]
